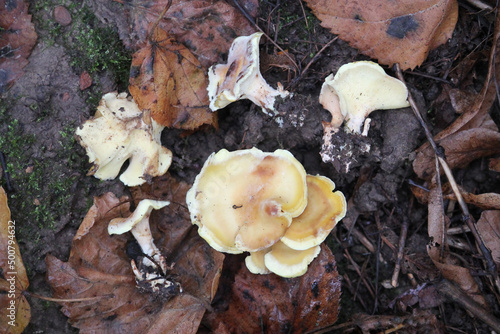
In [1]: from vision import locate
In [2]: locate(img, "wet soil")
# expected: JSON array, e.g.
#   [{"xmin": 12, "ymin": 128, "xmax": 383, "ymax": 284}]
[{"xmin": 1, "ymin": 0, "xmax": 499, "ymax": 333}]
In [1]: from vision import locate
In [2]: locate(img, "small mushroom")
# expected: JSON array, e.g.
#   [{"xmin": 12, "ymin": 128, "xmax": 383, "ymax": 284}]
[
  {"xmin": 186, "ymin": 148, "xmax": 307, "ymax": 254},
  {"xmin": 207, "ymin": 32, "xmax": 289, "ymax": 117},
  {"xmin": 264, "ymin": 241, "xmax": 321, "ymax": 278},
  {"xmin": 320, "ymin": 61, "xmax": 410, "ymax": 135},
  {"xmin": 76, "ymin": 92, "xmax": 172, "ymax": 186},
  {"xmin": 281, "ymin": 175, "xmax": 347, "ymax": 250}
]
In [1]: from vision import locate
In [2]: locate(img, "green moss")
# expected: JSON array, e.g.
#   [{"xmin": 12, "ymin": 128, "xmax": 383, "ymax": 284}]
[{"xmin": 0, "ymin": 119, "xmax": 82, "ymax": 235}]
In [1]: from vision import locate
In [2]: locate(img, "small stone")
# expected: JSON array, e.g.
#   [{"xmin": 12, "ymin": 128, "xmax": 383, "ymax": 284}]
[
  {"xmin": 54, "ymin": 6, "xmax": 72, "ymax": 26},
  {"xmin": 79, "ymin": 71, "xmax": 92, "ymax": 90}
]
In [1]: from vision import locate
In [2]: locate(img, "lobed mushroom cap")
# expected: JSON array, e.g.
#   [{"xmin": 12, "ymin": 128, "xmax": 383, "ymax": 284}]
[
  {"xmin": 108, "ymin": 199, "xmax": 170, "ymax": 235},
  {"xmin": 207, "ymin": 32, "xmax": 289, "ymax": 116},
  {"xmin": 281, "ymin": 175, "xmax": 347, "ymax": 250},
  {"xmin": 245, "ymin": 249, "xmax": 271, "ymax": 275},
  {"xmin": 264, "ymin": 241, "xmax": 321, "ymax": 278},
  {"xmin": 186, "ymin": 148, "xmax": 308, "ymax": 254},
  {"xmin": 76, "ymin": 92, "xmax": 172, "ymax": 186},
  {"xmin": 320, "ymin": 61, "xmax": 410, "ymax": 134}
]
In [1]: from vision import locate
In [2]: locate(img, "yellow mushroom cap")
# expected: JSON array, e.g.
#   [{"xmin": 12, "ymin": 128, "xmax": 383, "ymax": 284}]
[
  {"xmin": 245, "ymin": 249, "xmax": 271, "ymax": 275},
  {"xmin": 186, "ymin": 148, "xmax": 307, "ymax": 254},
  {"xmin": 281, "ymin": 175, "xmax": 346, "ymax": 250},
  {"xmin": 264, "ymin": 241, "xmax": 321, "ymax": 278},
  {"xmin": 320, "ymin": 61, "xmax": 410, "ymax": 134}
]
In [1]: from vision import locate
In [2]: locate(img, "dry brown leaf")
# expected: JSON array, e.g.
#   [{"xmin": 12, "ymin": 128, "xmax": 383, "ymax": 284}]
[
  {"xmin": 204, "ymin": 244, "xmax": 341, "ymax": 333},
  {"xmin": 0, "ymin": 187, "xmax": 31, "ymax": 333},
  {"xmin": 46, "ymin": 176, "xmax": 224, "ymax": 333},
  {"xmin": 129, "ymin": 26, "xmax": 217, "ymax": 130},
  {"xmin": 0, "ymin": 0, "xmax": 38, "ymax": 93},
  {"xmin": 427, "ymin": 182, "xmax": 487, "ymax": 308},
  {"xmin": 489, "ymin": 157, "xmax": 500, "ymax": 172},
  {"xmin": 123, "ymin": 0, "xmax": 257, "ymax": 68},
  {"xmin": 413, "ymin": 127, "xmax": 500, "ymax": 179},
  {"xmin": 304, "ymin": 0, "xmax": 458, "ymax": 70},
  {"xmin": 477, "ymin": 211, "xmax": 500, "ymax": 266}
]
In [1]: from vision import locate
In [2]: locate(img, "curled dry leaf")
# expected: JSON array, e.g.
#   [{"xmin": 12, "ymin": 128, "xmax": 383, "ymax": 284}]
[
  {"xmin": 413, "ymin": 127, "xmax": 500, "ymax": 180},
  {"xmin": 204, "ymin": 244, "xmax": 341, "ymax": 333},
  {"xmin": 0, "ymin": 187, "xmax": 31, "ymax": 334},
  {"xmin": 129, "ymin": 26, "xmax": 217, "ymax": 130},
  {"xmin": 0, "ymin": 0, "xmax": 38, "ymax": 93},
  {"xmin": 477, "ymin": 211, "xmax": 500, "ymax": 266},
  {"xmin": 427, "ymin": 182, "xmax": 487, "ymax": 308},
  {"xmin": 304, "ymin": 0, "xmax": 458, "ymax": 70},
  {"xmin": 46, "ymin": 178, "xmax": 224, "ymax": 333},
  {"xmin": 123, "ymin": 0, "xmax": 257, "ymax": 67}
]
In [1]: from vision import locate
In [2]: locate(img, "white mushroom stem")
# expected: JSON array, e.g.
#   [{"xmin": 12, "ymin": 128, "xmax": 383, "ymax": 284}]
[{"xmin": 108, "ymin": 199, "xmax": 170, "ymax": 269}]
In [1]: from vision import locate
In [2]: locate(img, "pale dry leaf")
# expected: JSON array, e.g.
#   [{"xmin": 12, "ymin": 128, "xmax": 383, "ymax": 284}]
[
  {"xmin": 427, "ymin": 182, "xmax": 487, "ymax": 308},
  {"xmin": 304, "ymin": 0, "xmax": 458, "ymax": 70},
  {"xmin": 477, "ymin": 211, "xmax": 500, "ymax": 266}
]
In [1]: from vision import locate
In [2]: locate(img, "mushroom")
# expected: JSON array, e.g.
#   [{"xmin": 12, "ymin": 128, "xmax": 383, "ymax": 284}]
[
  {"xmin": 264, "ymin": 241, "xmax": 321, "ymax": 278},
  {"xmin": 108, "ymin": 199, "xmax": 170, "ymax": 271},
  {"xmin": 186, "ymin": 147, "xmax": 308, "ymax": 254},
  {"xmin": 319, "ymin": 61, "xmax": 410, "ymax": 135},
  {"xmin": 207, "ymin": 32, "xmax": 289, "ymax": 117},
  {"xmin": 76, "ymin": 92, "xmax": 172, "ymax": 186},
  {"xmin": 108, "ymin": 199, "xmax": 181, "ymax": 295},
  {"xmin": 281, "ymin": 175, "xmax": 347, "ymax": 250},
  {"xmin": 245, "ymin": 249, "xmax": 271, "ymax": 275}
]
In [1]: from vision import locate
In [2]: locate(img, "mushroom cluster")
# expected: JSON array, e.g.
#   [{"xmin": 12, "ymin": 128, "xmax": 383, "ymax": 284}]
[
  {"xmin": 186, "ymin": 148, "xmax": 346, "ymax": 277},
  {"xmin": 76, "ymin": 92, "xmax": 172, "ymax": 186}
]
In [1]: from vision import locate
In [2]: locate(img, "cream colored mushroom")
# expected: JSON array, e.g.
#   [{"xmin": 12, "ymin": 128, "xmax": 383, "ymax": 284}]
[
  {"xmin": 264, "ymin": 241, "xmax": 321, "ymax": 278},
  {"xmin": 207, "ymin": 32, "xmax": 289, "ymax": 117},
  {"xmin": 108, "ymin": 199, "xmax": 170, "ymax": 270},
  {"xmin": 245, "ymin": 249, "xmax": 271, "ymax": 275},
  {"xmin": 186, "ymin": 148, "xmax": 307, "ymax": 254},
  {"xmin": 281, "ymin": 175, "xmax": 347, "ymax": 250},
  {"xmin": 320, "ymin": 61, "xmax": 410, "ymax": 135},
  {"xmin": 76, "ymin": 92, "xmax": 172, "ymax": 186}
]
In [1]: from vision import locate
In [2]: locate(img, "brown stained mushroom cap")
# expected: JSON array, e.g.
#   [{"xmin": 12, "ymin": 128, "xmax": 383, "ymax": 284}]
[
  {"xmin": 321, "ymin": 61, "xmax": 410, "ymax": 134},
  {"xmin": 207, "ymin": 32, "xmax": 289, "ymax": 116},
  {"xmin": 264, "ymin": 241, "xmax": 321, "ymax": 278},
  {"xmin": 186, "ymin": 148, "xmax": 307, "ymax": 254},
  {"xmin": 281, "ymin": 175, "xmax": 346, "ymax": 250}
]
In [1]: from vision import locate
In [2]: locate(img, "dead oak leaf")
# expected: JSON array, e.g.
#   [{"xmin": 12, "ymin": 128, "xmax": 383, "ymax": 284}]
[
  {"xmin": 304, "ymin": 0, "xmax": 458, "ymax": 70},
  {"xmin": 129, "ymin": 26, "xmax": 217, "ymax": 130},
  {"xmin": 46, "ymin": 189, "xmax": 224, "ymax": 333},
  {"xmin": 204, "ymin": 244, "xmax": 341, "ymax": 333},
  {"xmin": 0, "ymin": 187, "xmax": 31, "ymax": 333},
  {"xmin": 122, "ymin": 0, "xmax": 258, "ymax": 68},
  {"xmin": 0, "ymin": 0, "xmax": 38, "ymax": 93}
]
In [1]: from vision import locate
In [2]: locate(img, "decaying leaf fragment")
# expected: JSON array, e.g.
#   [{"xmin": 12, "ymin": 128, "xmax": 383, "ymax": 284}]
[
  {"xmin": 76, "ymin": 92, "xmax": 172, "ymax": 187},
  {"xmin": 0, "ymin": 0, "xmax": 38, "ymax": 93},
  {"xmin": 46, "ymin": 185, "xmax": 224, "ymax": 333},
  {"xmin": 0, "ymin": 187, "xmax": 31, "ymax": 334},
  {"xmin": 477, "ymin": 211, "xmax": 500, "ymax": 266},
  {"xmin": 129, "ymin": 26, "xmax": 217, "ymax": 130},
  {"xmin": 304, "ymin": 0, "xmax": 458, "ymax": 70}
]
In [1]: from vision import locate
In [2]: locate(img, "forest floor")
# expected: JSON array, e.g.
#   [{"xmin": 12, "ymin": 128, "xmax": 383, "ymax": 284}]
[{"xmin": 1, "ymin": 0, "xmax": 500, "ymax": 333}]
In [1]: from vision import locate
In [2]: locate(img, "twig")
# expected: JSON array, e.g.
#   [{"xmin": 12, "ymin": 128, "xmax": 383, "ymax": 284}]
[
  {"xmin": 344, "ymin": 249, "xmax": 376, "ymax": 300},
  {"xmin": 437, "ymin": 279, "xmax": 500, "ymax": 333},
  {"xmin": 395, "ymin": 64, "xmax": 499, "ymax": 282},
  {"xmin": 391, "ymin": 214, "xmax": 409, "ymax": 287},
  {"xmin": 464, "ymin": 0, "xmax": 494, "ymax": 11},
  {"xmin": 288, "ymin": 36, "xmax": 338, "ymax": 90},
  {"xmin": 147, "ymin": 0, "xmax": 173, "ymax": 41}
]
